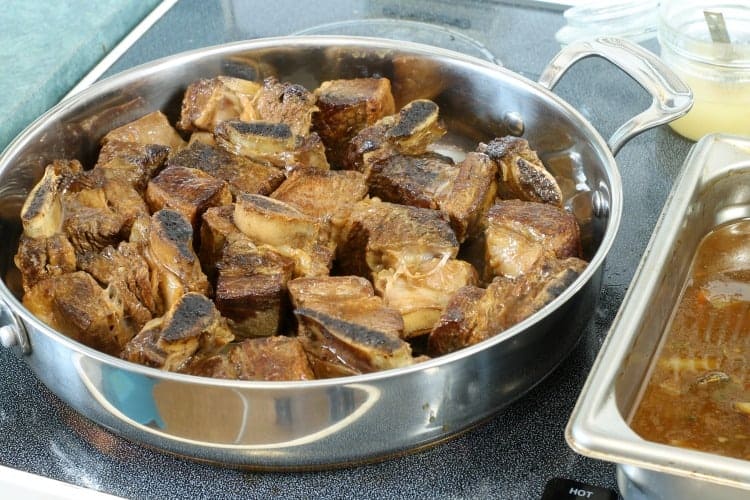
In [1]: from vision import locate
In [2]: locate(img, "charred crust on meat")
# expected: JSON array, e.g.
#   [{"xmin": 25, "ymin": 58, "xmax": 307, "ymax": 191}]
[
  {"xmin": 479, "ymin": 136, "xmax": 524, "ymax": 160},
  {"xmin": 386, "ymin": 100, "xmax": 438, "ymax": 139},
  {"xmin": 226, "ymin": 121, "xmax": 292, "ymax": 140},
  {"xmin": 295, "ymin": 308, "xmax": 404, "ymax": 351},
  {"xmin": 282, "ymin": 83, "xmax": 308, "ymax": 100},
  {"xmin": 240, "ymin": 193, "xmax": 299, "ymax": 216},
  {"xmin": 23, "ymin": 182, "xmax": 54, "ymax": 221},
  {"xmin": 515, "ymin": 158, "xmax": 561, "ymax": 205},
  {"xmin": 154, "ymin": 209, "xmax": 194, "ymax": 259},
  {"xmin": 160, "ymin": 293, "xmax": 215, "ymax": 342},
  {"xmin": 170, "ymin": 141, "xmax": 225, "ymax": 167}
]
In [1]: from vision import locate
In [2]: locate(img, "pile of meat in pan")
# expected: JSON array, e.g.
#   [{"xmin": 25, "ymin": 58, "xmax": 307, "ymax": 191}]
[{"xmin": 14, "ymin": 75, "xmax": 587, "ymax": 380}]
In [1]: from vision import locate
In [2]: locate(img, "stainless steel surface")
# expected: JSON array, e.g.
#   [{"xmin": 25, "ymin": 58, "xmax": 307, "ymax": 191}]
[
  {"xmin": 567, "ymin": 134, "xmax": 750, "ymax": 498},
  {"xmin": 0, "ymin": 300, "xmax": 29, "ymax": 354},
  {"xmin": 0, "ymin": 36, "xmax": 686, "ymax": 468},
  {"xmin": 293, "ymin": 18, "xmax": 501, "ymax": 65},
  {"xmin": 538, "ymin": 37, "xmax": 692, "ymax": 154},
  {"xmin": 0, "ymin": 325, "xmax": 17, "ymax": 348}
]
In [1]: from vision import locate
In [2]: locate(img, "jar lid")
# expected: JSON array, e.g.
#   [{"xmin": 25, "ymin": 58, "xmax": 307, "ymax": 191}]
[{"xmin": 555, "ymin": 0, "xmax": 659, "ymax": 46}]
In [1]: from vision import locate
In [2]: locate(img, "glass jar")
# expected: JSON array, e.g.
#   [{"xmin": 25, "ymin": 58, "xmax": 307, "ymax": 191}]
[
  {"xmin": 659, "ymin": 1, "xmax": 750, "ymax": 140},
  {"xmin": 555, "ymin": 0, "xmax": 659, "ymax": 46}
]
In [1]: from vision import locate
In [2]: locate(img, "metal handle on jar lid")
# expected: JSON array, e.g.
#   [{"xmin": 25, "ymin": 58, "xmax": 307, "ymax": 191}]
[
  {"xmin": 538, "ymin": 37, "xmax": 693, "ymax": 155},
  {"xmin": 0, "ymin": 300, "xmax": 30, "ymax": 354}
]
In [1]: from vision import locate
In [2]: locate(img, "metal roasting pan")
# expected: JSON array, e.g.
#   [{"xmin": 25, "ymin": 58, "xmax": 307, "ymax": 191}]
[
  {"xmin": 567, "ymin": 134, "xmax": 750, "ymax": 498},
  {"xmin": 0, "ymin": 36, "xmax": 691, "ymax": 469}
]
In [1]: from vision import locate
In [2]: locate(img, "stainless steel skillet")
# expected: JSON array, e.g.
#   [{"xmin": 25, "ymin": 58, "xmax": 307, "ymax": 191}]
[{"xmin": 0, "ymin": 36, "xmax": 690, "ymax": 468}]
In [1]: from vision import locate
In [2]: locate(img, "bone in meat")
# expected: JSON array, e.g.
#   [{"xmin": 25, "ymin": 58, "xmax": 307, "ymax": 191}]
[
  {"xmin": 215, "ymin": 120, "xmax": 329, "ymax": 172},
  {"xmin": 312, "ymin": 77, "xmax": 395, "ymax": 167},
  {"xmin": 177, "ymin": 76, "xmax": 261, "ymax": 133},
  {"xmin": 249, "ymin": 77, "xmax": 318, "ymax": 136},
  {"xmin": 478, "ymin": 136, "xmax": 562, "ymax": 206},
  {"xmin": 121, "ymin": 292, "xmax": 233, "ymax": 371},
  {"xmin": 146, "ymin": 209, "xmax": 211, "ymax": 310}
]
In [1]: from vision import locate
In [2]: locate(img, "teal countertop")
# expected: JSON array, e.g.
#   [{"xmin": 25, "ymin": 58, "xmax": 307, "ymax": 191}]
[{"xmin": 0, "ymin": 0, "xmax": 161, "ymax": 151}]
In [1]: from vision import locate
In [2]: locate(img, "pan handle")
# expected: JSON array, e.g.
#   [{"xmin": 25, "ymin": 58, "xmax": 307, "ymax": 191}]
[
  {"xmin": 537, "ymin": 37, "xmax": 692, "ymax": 155},
  {"xmin": 0, "ymin": 300, "xmax": 31, "ymax": 355}
]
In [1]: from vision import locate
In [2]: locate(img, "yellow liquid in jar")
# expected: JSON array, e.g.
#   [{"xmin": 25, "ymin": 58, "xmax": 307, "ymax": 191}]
[{"xmin": 669, "ymin": 71, "xmax": 750, "ymax": 141}]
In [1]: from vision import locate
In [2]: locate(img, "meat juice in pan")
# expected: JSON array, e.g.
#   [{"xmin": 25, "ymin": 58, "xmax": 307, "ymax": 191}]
[
  {"xmin": 631, "ymin": 219, "xmax": 750, "ymax": 460},
  {"xmin": 14, "ymin": 74, "xmax": 588, "ymax": 380}
]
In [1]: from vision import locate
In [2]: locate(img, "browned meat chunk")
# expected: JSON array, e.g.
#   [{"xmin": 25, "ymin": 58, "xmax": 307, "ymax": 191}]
[
  {"xmin": 215, "ymin": 120, "xmax": 329, "ymax": 172},
  {"xmin": 312, "ymin": 77, "xmax": 395, "ymax": 166},
  {"xmin": 288, "ymin": 276, "xmax": 403, "ymax": 335},
  {"xmin": 62, "ymin": 167, "xmax": 150, "ymax": 238},
  {"xmin": 235, "ymin": 193, "xmax": 319, "ymax": 249},
  {"xmin": 479, "ymin": 136, "xmax": 562, "ymax": 206},
  {"xmin": 63, "ymin": 187, "xmax": 128, "ymax": 256},
  {"xmin": 234, "ymin": 193, "xmax": 332, "ymax": 277},
  {"xmin": 166, "ymin": 142, "xmax": 285, "ymax": 198},
  {"xmin": 250, "ymin": 77, "xmax": 318, "ymax": 136},
  {"xmin": 384, "ymin": 100, "xmax": 446, "ymax": 154},
  {"xmin": 19, "ymin": 163, "xmax": 66, "ymax": 239},
  {"xmin": 373, "ymin": 257, "xmax": 478, "ymax": 338},
  {"xmin": 333, "ymin": 198, "xmax": 458, "ymax": 278},
  {"xmin": 288, "ymin": 275, "xmax": 376, "ymax": 308},
  {"xmin": 344, "ymin": 99, "xmax": 446, "ymax": 174},
  {"xmin": 183, "ymin": 336, "xmax": 314, "ymax": 381},
  {"xmin": 177, "ymin": 76, "xmax": 260, "ymax": 133},
  {"xmin": 428, "ymin": 257, "xmax": 588, "ymax": 355},
  {"xmin": 101, "ymin": 111, "xmax": 186, "ymax": 154},
  {"xmin": 79, "ymin": 241, "xmax": 162, "ymax": 328},
  {"xmin": 17, "ymin": 160, "xmax": 143, "ymax": 283},
  {"xmin": 367, "ymin": 152, "xmax": 457, "ymax": 209},
  {"xmin": 121, "ymin": 292, "xmax": 233, "ymax": 371},
  {"xmin": 426, "ymin": 285, "xmax": 488, "ymax": 356},
  {"xmin": 439, "ymin": 152, "xmax": 498, "ymax": 242},
  {"xmin": 145, "ymin": 209, "xmax": 211, "ymax": 310},
  {"xmin": 49, "ymin": 159, "xmax": 149, "ymax": 241},
  {"xmin": 23, "ymin": 271, "xmax": 133, "ymax": 355},
  {"xmin": 270, "ymin": 169, "xmax": 367, "ymax": 220},
  {"xmin": 95, "ymin": 141, "xmax": 169, "ymax": 192},
  {"xmin": 146, "ymin": 165, "xmax": 232, "ymax": 229},
  {"xmin": 290, "ymin": 275, "xmax": 410, "ymax": 377},
  {"xmin": 333, "ymin": 149, "xmax": 498, "ymax": 243},
  {"xmin": 484, "ymin": 199, "xmax": 582, "ymax": 280},
  {"xmin": 344, "ymin": 120, "xmax": 391, "ymax": 174},
  {"xmin": 215, "ymin": 237, "xmax": 295, "ymax": 338},
  {"xmin": 295, "ymin": 308, "xmax": 412, "ymax": 378},
  {"xmin": 96, "ymin": 140, "xmax": 170, "ymax": 169},
  {"xmin": 14, "ymin": 234, "xmax": 77, "ymax": 293},
  {"xmin": 198, "ymin": 205, "xmax": 238, "ymax": 280},
  {"xmin": 102, "ymin": 176, "xmax": 150, "ymax": 233}
]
